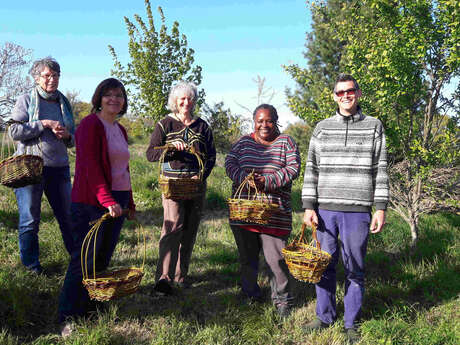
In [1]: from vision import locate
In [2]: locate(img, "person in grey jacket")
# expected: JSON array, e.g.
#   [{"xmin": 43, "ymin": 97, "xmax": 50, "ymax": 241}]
[
  {"xmin": 8, "ymin": 57, "xmax": 75, "ymax": 274},
  {"xmin": 301, "ymin": 73, "xmax": 389, "ymax": 344}
]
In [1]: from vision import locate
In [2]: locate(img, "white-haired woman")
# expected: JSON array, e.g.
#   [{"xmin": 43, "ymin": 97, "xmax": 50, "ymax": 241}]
[
  {"xmin": 9, "ymin": 57, "xmax": 75, "ymax": 274},
  {"xmin": 146, "ymin": 81, "xmax": 216, "ymax": 294}
]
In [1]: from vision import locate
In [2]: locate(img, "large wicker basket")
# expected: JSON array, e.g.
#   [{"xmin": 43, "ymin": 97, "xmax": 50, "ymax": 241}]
[
  {"xmin": 0, "ymin": 121, "xmax": 43, "ymax": 188},
  {"xmin": 282, "ymin": 223, "xmax": 331, "ymax": 283},
  {"xmin": 157, "ymin": 144, "xmax": 204, "ymax": 200},
  {"xmin": 81, "ymin": 212, "xmax": 145, "ymax": 302},
  {"xmin": 228, "ymin": 172, "xmax": 279, "ymax": 225}
]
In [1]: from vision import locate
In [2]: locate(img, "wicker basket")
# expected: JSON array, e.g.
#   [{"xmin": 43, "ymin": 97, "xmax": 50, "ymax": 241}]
[
  {"xmin": 282, "ymin": 223, "xmax": 331, "ymax": 283},
  {"xmin": 157, "ymin": 144, "xmax": 204, "ymax": 200},
  {"xmin": 228, "ymin": 172, "xmax": 279, "ymax": 225},
  {"xmin": 0, "ymin": 122, "xmax": 43, "ymax": 188},
  {"xmin": 81, "ymin": 212, "xmax": 146, "ymax": 302}
]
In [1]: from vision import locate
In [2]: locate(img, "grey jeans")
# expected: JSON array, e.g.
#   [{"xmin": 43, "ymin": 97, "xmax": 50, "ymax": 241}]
[
  {"xmin": 155, "ymin": 190, "xmax": 205, "ymax": 283},
  {"xmin": 231, "ymin": 225, "xmax": 293, "ymax": 306}
]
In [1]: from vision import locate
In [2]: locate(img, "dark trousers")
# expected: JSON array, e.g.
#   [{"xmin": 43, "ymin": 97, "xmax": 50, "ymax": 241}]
[
  {"xmin": 58, "ymin": 191, "xmax": 129, "ymax": 322},
  {"xmin": 14, "ymin": 166, "xmax": 73, "ymax": 271},
  {"xmin": 231, "ymin": 225, "xmax": 293, "ymax": 307},
  {"xmin": 315, "ymin": 209, "xmax": 370, "ymax": 328},
  {"xmin": 155, "ymin": 191, "xmax": 204, "ymax": 283}
]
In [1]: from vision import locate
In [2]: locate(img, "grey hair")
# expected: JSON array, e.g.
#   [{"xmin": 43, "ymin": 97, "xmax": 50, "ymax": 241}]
[
  {"xmin": 29, "ymin": 57, "xmax": 61, "ymax": 81},
  {"xmin": 333, "ymin": 73, "xmax": 360, "ymax": 93},
  {"xmin": 167, "ymin": 81, "xmax": 198, "ymax": 114}
]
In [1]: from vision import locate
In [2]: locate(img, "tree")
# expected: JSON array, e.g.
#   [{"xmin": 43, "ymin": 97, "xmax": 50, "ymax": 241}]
[
  {"xmin": 286, "ymin": 0, "xmax": 460, "ymax": 246},
  {"xmin": 109, "ymin": 0, "xmax": 204, "ymax": 124},
  {"xmin": 64, "ymin": 90, "xmax": 92, "ymax": 126},
  {"xmin": 0, "ymin": 42, "xmax": 33, "ymax": 123},
  {"xmin": 284, "ymin": 121, "xmax": 313, "ymax": 158},
  {"xmin": 236, "ymin": 75, "xmax": 276, "ymax": 116},
  {"xmin": 201, "ymin": 102, "xmax": 247, "ymax": 153}
]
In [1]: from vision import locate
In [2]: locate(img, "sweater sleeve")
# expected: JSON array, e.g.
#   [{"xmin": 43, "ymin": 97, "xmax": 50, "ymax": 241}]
[
  {"xmin": 77, "ymin": 118, "xmax": 117, "ymax": 208},
  {"xmin": 225, "ymin": 138, "xmax": 249, "ymax": 186},
  {"xmin": 202, "ymin": 124, "xmax": 216, "ymax": 180},
  {"xmin": 372, "ymin": 123, "xmax": 389, "ymax": 210},
  {"xmin": 146, "ymin": 121, "xmax": 166, "ymax": 162},
  {"xmin": 264, "ymin": 136, "xmax": 301, "ymax": 192},
  {"xmin": 302, "ymin": 127, "xmax": 320, "ymax": 209},
  {"xmin": 8, "ymin": 94, "xmax": 45, "ymax": 141}
]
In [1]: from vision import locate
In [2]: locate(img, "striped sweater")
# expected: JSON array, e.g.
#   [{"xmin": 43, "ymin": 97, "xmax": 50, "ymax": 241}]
[
  {"xmin": 302, "ymin": 110, "xmax": 389, "ymax": 212},
  {"xmin": 225, "ymin": 134, "xmax": 301, "ymax": 235}
]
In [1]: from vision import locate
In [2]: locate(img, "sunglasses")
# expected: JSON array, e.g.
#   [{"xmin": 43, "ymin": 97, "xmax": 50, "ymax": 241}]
[{"xmin": 335, "ymin": 88, "xmax": 357, "ymax": 97}]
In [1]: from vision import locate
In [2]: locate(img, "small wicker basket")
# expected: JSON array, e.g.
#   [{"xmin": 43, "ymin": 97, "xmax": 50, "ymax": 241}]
[
  {"xmin": 157, "ymin": 144, "xmax": 204, "ymax": 200},
  {"xmin": 228, "ymin": 172, "xmax": 279, "ymax": 225},
  {"xmin": 81, "ymin": 212, "xmax": 146, "ymax": 302},
  {"xmin": 282, "ymin": 223, "xmax": 331, "ymax": 283},
  {"xmin": 0, "ymin": 121, "xmax": 43, "ymax": 188}
]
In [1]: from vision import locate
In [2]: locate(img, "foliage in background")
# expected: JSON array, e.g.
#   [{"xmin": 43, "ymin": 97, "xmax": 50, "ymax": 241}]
[
  {"xmin": 201, "ymin": 102, "xmax": 248, "ymax": 153},
  {"xmin": 64, "ymin": 90, "xmax": 92, "ymax": 126},
  {"xmin": 0, "ymin": 42, "xmax": 33, "ymax": 123},
  {"xmin": 109, "ymin": 0, "xmax": 204, "ymax": 125},
  {"xmin": 236, "ymin": 75, "xmax": 276, "ymax": 117},
  {"xmin": 285, "ymin": 0, "xmax": 460, "ymax": 245},
  {"xmin": 284, "ymin": 121, "xmax": 313, "ymax": 158}
]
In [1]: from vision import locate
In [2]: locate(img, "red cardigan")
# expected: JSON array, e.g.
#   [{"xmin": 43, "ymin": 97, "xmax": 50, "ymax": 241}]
[{"xmin": 71, "ymin": 113, "xmax": 135, "ymax": 210}]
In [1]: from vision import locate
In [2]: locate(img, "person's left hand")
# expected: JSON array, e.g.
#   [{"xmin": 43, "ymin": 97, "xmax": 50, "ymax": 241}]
[
  {"xmin": 53, "ymin": 125, "xmax": 70, "ymax": 140},
  {"xmin": 370, "ymin": 209, "xmax": 386, "ymax": 233}
]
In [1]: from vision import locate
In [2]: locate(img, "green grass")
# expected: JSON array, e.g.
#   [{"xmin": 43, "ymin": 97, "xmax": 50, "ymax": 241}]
[{"xmin": 0, "ymin": 143, "xmax": 459, "ymax": 344}]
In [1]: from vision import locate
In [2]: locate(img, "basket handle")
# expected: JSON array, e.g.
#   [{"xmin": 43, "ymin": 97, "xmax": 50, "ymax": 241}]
[
  {"xmin": 81, "ymin": 209, "xmax": 146, "ymax": 281},
  {"xmin": 1, "ymin": 120, "xmax": 43, "ymax": 160},
  {"xmin": 232, "ymin": 170, "xmax": 270, "ymax": 203},
  {"xmin": 155, "ymin": 144, "xmax": 204, "ymax": 181},
  {"xmin": 297, "ymin": 222, "xmax": 321, "ymax": 251}
]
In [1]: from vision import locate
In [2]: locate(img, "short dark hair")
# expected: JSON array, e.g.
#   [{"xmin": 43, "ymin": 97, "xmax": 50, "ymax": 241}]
[
  {"xmin": 334, "ymin": 73, "xmax": 360, "ymax": 93},
  {"xmin": 29, "ymin": 57, "xmax": 61, "ymax": 80},
  {"xmin": 91, "ymin": 78, "xmax": 128, "ymax": 115},
  {"xmin": 253, "ymin": 104, "xmax": 280, "ymax": 135}
]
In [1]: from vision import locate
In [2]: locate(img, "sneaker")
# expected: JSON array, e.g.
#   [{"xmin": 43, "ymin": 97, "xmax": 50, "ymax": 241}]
[
  {"xmin": 276, "ymin": 303, "xmax": 292, "ymax": 319},
  {"xmin": 60, "ymin": 322, "xmax": 75, "ymax": 338},
  {"xmin": 154, "ymin": 279, "xmax": 173, "ymax": 296},
  {"xmin": 302, "ymin": 318, "xmax": 331, "ymax": 333},
  {"xmin": 345, "ymin": 326, "xmax": 360, "ymax": 344}
]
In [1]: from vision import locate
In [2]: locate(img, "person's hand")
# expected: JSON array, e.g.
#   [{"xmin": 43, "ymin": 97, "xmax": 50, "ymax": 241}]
[
  {"xmin": 108, "ymin": 203, "xmax": 123, "ymax": 218},
  {"xmin": 127, "ymin": 209, "xmax": 136, "ymax": 220},
  {"xmin": 253, "ymin": 173, "xmax": 265, "ymax": 190},
  {"xmin": 191, "ymin": 175, "xmax": 199, "ymax": 180},
  {"xmin": 53, "ymin": 125, "xmax": 70, "ymax": 140},
  {"xmin": 171, "ymin": 141, "xmax": 187, "ymax": 151},
  {"xmin": 370, "ymin": 209, "xmax": 385, "ymax": 233},
  {"xmin": 303, "ymin": 209, "xmax": 318, "ymax": 227}
]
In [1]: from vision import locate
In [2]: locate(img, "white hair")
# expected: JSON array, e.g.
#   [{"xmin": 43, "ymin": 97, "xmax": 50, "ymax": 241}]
[{"xmin": 167, "ymin": 81, "xmax": 198, "ymax": 114}]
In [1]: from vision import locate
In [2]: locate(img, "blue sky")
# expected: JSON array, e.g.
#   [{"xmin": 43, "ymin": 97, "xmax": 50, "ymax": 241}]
[{"xmin": 1, "ymin": 0, "xmax": 311, "ymax": 126}]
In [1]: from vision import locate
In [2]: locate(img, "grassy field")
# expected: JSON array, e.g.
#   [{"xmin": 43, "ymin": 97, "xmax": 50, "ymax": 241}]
[{"xmin": 0, "ymin": 142, "xmax": 459, "ymax": 345}]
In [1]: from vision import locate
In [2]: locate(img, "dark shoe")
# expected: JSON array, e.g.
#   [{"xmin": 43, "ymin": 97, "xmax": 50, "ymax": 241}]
[
  {"xmin": 276, "ymin": 303, "xmax": 292, "ymax": 319},
  {"xmin": 154, "ymin": 279, "xmax": 173, "ymax": 296},
  {"xmin": 174, "ymin": 280, "xmax": 192, "ymax": 289},
  {"xmin": 302, "ymin": 318, "xmax": 331, "ymax": 333},
  {"xmin": 345, "ymin": 326, "xmax": 360, "ymax": 344}
]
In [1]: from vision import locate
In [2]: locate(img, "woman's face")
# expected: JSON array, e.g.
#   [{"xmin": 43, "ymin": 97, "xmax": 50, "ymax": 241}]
[
  {"xmin": 36, "ymin": 66, "xmax": 59, "ymax": 93},
  {"xmin": 101, "ymin": 88, "xmax": 125, "ymax": 116},
  {"xmin": 254, "ymin": 108, "xmax": 276, "ymax": 141},
  {"xmin": 175, "ymin": 91, "xmax": 194, "ymax": 116}
]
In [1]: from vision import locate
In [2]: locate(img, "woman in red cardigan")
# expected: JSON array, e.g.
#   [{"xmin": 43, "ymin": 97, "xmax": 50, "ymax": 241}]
[{"xmin": 58, "ymin": 78, "xmax": 135, "ymax": 337}]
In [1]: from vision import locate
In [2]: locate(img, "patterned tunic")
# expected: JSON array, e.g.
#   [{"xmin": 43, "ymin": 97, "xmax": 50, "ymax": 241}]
[{"xmin": 225, "ymin": 134, "xmax": 301, "ymax": 235}]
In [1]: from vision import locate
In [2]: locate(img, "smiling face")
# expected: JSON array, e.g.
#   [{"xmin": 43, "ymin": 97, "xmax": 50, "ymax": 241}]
[
  {"xmin": 175, "ymin": 91, "xmax": 195, "ymax": 117},
  {"xmin": 101, "ymin": 88, "xmax": 125, "ymax": 116},
  {"xmin": 333, "ymin": 80, "xmax": 362, "ymax": 115},
  {"xmin": 36, "ymin": 66, "xmax": 59, "ymax": 93},
  {"xmin": 254, "ymin": 108, "xmax": 277, "ymax": 142}
]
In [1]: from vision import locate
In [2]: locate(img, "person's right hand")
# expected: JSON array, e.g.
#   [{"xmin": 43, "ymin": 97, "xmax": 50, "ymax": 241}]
[
  {"xmin": 108, "ymin": 203, "xmax": 123, "ymax": 218},
  {"xmin": 41, "ymin": 120, "xmax": 69, "ymax": 139},
  {"xmin": 303, "ymin": 209, "xmax": 318, "ymax": 227},
  {"xmin": 171, "ymin": 141, "xmax": 187, "ymax": 151}
]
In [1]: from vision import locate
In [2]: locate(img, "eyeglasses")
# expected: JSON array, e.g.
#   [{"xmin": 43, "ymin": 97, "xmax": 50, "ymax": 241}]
[
  {"xmin": 103, "ymin": 93, "xmax": 124, "ymax": 99},
  {"xmin": 40, "ymin": 73, "xmax": 60, "ymax": 81},
  {"xmin": 335, "ymin": 88, "xmax": 357, "ymax": 97}
]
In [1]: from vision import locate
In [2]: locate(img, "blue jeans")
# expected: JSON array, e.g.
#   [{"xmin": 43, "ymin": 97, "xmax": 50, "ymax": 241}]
[
  {"xmin": 58, "ymin": 191, "xmax": 129, "ymax": 322},
  {"xmin": 315, "ymin": 209, "xmax": 370, "ymax": 329},
  {"xmin": 14, "ymin": 166, "xmax": 73, "ymax": 271}
]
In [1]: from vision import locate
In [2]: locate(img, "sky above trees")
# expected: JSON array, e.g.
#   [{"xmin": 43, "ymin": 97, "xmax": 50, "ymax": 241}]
[{"xmin": 0, "ymin": 0, "xmax": 310, "ymax": 126}]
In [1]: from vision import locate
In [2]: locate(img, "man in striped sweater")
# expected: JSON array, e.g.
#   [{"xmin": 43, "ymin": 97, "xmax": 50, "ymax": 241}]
[{"xmin": 301, "ymin": 74, "xmax": 389, "ymax": 344}]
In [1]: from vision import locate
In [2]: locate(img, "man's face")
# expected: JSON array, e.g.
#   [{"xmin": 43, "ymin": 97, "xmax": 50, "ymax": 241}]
[{"xmin": 333, "ymin": 80, "xmax": 361, "ymax": 115}]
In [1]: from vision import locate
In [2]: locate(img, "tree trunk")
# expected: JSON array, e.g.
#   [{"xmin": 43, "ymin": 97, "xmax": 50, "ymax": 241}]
[{"xmin": 409, "ymin": 214, "xmax": 418, "ymax": 248}]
